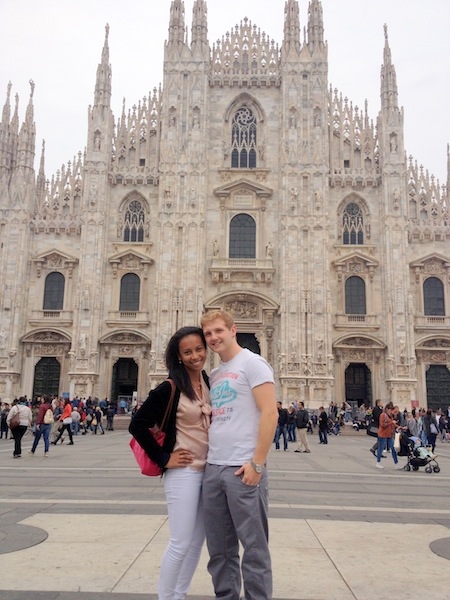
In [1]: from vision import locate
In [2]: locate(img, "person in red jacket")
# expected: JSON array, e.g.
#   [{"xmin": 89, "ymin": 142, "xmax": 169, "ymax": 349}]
[
  {"xmin": 29, "ymin": 395, "xmax": 53, "ymax": 456},
  {"xmin": 376, "ymin": 401, "xmax": 402, "ymax": 469},
  {"xmin": 52, "ymin": 398, "xmax": 74, "ymax": 445}
]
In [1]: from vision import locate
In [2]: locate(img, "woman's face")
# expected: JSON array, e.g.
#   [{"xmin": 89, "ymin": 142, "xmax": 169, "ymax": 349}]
[{"xmin": 178, "ymin": 334, "xmax": 207, "ymax": 375}]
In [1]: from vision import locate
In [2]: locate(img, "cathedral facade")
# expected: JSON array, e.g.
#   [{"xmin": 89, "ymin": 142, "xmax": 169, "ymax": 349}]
[{"xmin": 0, "ymin": 0, "xmax": 449, "ymax": 410}]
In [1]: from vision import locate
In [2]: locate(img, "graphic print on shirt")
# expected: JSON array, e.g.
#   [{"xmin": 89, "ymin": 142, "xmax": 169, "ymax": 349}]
[{"xmin": 210, "ymin": 372, "xmax": 238, "ymax": 423}]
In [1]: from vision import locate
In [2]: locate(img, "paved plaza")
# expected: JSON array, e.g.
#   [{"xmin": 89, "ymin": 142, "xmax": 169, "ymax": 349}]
[{"xmin": 1, "ymin": 424, "xmax": 450, "ymax": 600}]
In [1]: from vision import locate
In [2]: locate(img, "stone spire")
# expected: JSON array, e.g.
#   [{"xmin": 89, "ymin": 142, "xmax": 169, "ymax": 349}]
[
  {"xmin": 283, "ymin": 0, "xmax": 300, "ymax": 54},
  {"xmin": 0, "ymin": 83, "xmax": 13, "ymax": 172},
  {"xmin": 168, "ymin": 0, "xmax": 186, "ymax": 46},
  {"xmin": 307, "ymin": 0, "xmax": 324, "ymax": 52},
  {"xmin": 35, "ymin": 139, "xmax": 46, "ymax": 203},
  {"xmin": 380, "ymin": 24, "xmax": 398, "ymax": 112},
  {"xmin": 94, "ymin": 24, "xmax": 112, "ymax": 108},
  {"xmin": 17, "ymin": 79, "xmax": 36, "ymax": 169},
  {"xmin": 191, "ymin": 0, "xmax": 208, "ymax": 56}
]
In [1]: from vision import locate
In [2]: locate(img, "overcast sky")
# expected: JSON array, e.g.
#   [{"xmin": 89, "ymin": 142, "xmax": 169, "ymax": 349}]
[{"xmin": 1, "ymin": 0, "xmax": 449, "ymax": 185}]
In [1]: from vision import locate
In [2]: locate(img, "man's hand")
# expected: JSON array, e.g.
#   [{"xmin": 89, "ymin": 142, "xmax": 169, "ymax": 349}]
[{"xmin": 234, "ymin": 462, "xmax": 262, "ymax": 486}]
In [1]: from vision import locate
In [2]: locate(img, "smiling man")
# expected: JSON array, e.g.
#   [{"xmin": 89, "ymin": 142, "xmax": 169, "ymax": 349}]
[{"xmin": 200, "ymin": 309, "xmax": 278, "ymax": 600}]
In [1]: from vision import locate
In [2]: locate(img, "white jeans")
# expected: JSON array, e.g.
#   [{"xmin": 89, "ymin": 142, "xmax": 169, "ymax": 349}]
[{"xmin": 159, "ymin": 467, "xmax": 205, "ymax": 600}]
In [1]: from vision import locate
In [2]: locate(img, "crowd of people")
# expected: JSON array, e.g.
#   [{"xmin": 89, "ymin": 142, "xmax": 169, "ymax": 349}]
[{"xmin": 0, "ymin": 395, "xmax": 118, "ymax": 457}]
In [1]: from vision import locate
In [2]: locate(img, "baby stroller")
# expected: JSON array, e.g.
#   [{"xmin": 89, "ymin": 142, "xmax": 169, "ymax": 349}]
[{"xmin": 397, "ymin": 432, "xmax": 440, "ymax": 474}]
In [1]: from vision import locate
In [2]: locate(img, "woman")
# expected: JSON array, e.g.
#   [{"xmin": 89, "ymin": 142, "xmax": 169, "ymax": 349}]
[
  {"xmin": 92, "ymin": 405, "xmax": 105, "ymax": 434},
  {"xmin": 52, "ymin": 398, "xmax": 74, "ymax": 445},
  {"xmin": 129, "ymin": 326, "xmax": 210, "ymax": 600},
  {"xmin": 376, "ymin": 401, "xmax": 402, "ymax": 469},
  {"xmin": 422, "ymin": 408, "xmax": 439, "ymax": 452},
  {"xmin": 7, "ymin": 397, "xmax": 32, "ymax": 458},
  {"xmin": 29, "ymin": 395, "xmax": 53, "ymax": 456}
]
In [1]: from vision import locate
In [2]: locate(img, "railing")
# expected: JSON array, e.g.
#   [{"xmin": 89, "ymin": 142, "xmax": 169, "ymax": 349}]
[
  {"xmin": 414, "ymin": 315, "xmax": 450, "ymax": 328},
  {"xmin": 334, "ymin": 314, "xmax": 379, "ymax": 328},
  {"xmin": 29, "ymin": 310, "xmax": 73, "ymax": 325},
  {"xmin": 119, "ymin": 312, "xmax": 137, "ymax": 319}
]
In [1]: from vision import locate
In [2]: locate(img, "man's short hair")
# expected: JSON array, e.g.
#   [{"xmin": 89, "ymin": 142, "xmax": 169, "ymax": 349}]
[{"xmin": 201, "ymin": 309, "xmax": 235, "ymax": 329}]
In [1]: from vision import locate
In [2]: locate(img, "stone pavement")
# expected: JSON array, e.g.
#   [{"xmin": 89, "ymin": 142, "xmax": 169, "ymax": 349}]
[{"xmin": 0, "ymin": 426, "xmax": 450, "ymax": 600}]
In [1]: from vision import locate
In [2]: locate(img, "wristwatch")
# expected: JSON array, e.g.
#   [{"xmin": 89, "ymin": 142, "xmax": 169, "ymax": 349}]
[{"xmin": 250, "ymin": 460, "xmax": 264, "ymax": 474}]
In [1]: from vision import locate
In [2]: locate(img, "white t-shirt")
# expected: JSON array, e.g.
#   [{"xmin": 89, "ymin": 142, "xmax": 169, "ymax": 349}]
[{"xmin": 207, "ymin": 348, "xmax": 275, "ymax": 465}]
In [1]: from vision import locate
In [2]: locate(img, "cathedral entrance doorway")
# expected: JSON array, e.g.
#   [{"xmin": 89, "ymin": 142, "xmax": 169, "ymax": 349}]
[
  {"xmin": 426, "ymin": 365, "xmax": 450, "ymax": 411},
  {"xmin": 111, "ymin": 358, "xmax": 138, "ymax": 409},
  {"xmin": 345, "ymin": 363, "xmax": 372, "ymax": 407},
  {"xmin": 237, "ymin": 333, "xmax": 260, "ymax": 354},
  {"xmin": 32, "ymin": 357, "xmax": 61, "ymax": 398}
]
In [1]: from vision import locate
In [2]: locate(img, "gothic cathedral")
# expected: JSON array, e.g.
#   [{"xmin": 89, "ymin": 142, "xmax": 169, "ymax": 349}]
[{"xmin": 0, "ymin": 0, "xmax": 449, "ymax": 410}]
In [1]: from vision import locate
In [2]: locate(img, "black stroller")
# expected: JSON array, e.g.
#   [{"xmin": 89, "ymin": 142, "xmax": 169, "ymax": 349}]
[{"xmin": 397, "ymin": 432, "xmax": 440, "ymax": 473}]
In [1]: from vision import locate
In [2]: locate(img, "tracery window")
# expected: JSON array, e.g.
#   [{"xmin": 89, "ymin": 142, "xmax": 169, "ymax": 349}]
[
  {"xmin": 229, "ymin": 213, "xmax": 256, "ymax": 258},
  {"xmin": 119, "ymin": 273, "xmax": 140, "ymax": 311},
  {"xmin": 231, "ymin": 106, "xmax": 257, "ymax": 168},
  {"xmin": 342, "ymin": 202, "xmax": 364, "ymax": 244},
  {"xmin": 43, "ymin": 272, "xmax": 65, "ymax": 310},
  {"xmin": 123, "ymin": 200, "xmax": 145, "ymax": 242},
  {"xmin": 423, "ymin": 277, "xmax": 445, "ymax": 316},
  {"xmin": 345, "ymin": 276, "xmax": 366, "ymax": 314}
]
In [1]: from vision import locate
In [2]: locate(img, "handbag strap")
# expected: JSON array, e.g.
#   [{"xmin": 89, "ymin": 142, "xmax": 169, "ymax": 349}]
[{"xmin": 159, "ymin": 379, "xmax": 176, "ymax": 433}]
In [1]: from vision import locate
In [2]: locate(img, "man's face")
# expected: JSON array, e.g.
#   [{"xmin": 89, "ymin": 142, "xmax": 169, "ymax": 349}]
[{"xmin": 202, "ymin": 318, "xmax": 236, "ymax": 355}]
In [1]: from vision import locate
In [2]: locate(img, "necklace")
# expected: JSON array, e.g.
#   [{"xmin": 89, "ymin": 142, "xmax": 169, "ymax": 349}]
[{"xmin": 193, "ymin": 378, "xmax": 203, "ymax": 401}]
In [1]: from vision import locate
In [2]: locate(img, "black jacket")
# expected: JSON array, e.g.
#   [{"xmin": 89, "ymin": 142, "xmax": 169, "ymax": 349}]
[
  {"xmin": 129, "ymin": 372, "xmax": 209, "ymax": 470},
  {"xmin": 372, "ymin": 405, "xmax": 383, "ymax": 427},
  {"xmin": 296, "ymin": 409, "xmax": 309, "ymax": 429}
]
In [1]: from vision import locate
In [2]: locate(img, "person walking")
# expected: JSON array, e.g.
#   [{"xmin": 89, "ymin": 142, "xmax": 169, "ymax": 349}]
[
  {"xmin": 92, "ymin": 406, "xmax": 105, "ymax": 434},
  {"xmin": 29, "ymin": 395, "xmax": 53, "ymax": 456},
  {"xmin": 129, "ymin": 326, "xmax": 210, "ymax": 600},
  {"xmin": 369, "ymin": 399, "xmax": 384, "ymax": 456},
  {"xmin": 422, "ymin": 408, "xmax": 439, "ymax": 452},
  {"xmin": 52, "ymin": 399, "xmax": 74, "ymax": 445},
  {"xmin": 287, "ymin": 405, "xmax": 297, "ymax": 442},
  {"xmin": 274, "ymin": 401, "xmax": 289, "ymax": 451},
  {"xmin": 7, "ymin": 397, "xmax": 32, "ymax": 458},
  {"xmin": 106, "ymin": 402, "xmax": 115, "ymax": 431},
  {"xmin": 0, "ymin": 401, "xmax": 10, "ymax": 439},
  {"xmin": 295, "ymin": 401, "xmax": 311, "ymax": 453},
  {"xmin": 200, "ymin": 309, "xmax": 278, "ymax": 600},
  {"xmin": 318, "ymin": 406, "xmax": 328, "ymax": 444},
  {"xmin": 376, "ymin": 401, "xmax": 402, "ymax": 469}
]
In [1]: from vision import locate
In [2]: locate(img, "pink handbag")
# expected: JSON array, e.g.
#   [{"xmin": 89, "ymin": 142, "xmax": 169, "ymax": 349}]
[{"xmin": 129, "ymin": 380, "xmax": 175, "ymax": 476}]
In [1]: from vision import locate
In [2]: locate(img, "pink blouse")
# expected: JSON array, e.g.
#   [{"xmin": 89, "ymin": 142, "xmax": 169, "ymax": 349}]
[{"xmin": 173, "ymin": 381, "xmax": 211, "ymax": 472}]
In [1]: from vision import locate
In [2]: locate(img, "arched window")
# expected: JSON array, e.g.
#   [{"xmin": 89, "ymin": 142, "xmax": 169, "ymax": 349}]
[
  {"xmin": 342, "ymin": 202, "xmax": 364, "ymax": 244},
  {"xmin": 423, "ymin": 277, "xmax": 445, "ymax": 316},
  {"xmin": 123, "ymin": 200, "xmax": 145, "ymax": 242},
  {"xmin": 229, "ymin": 213, "xmax": 256, "ymax": 258},
  {"xmin": 43, "ymin": 272, "xmax": 65, "ymax": 310},
  {"xmin": 345, "ymin": 276, "xmax": 366, "ymax": 315},
  {"xmin": 119, "ymin": 273, "xmax": 140, "ymax": 311},
  {"xmin": 231, "ymin": 106, "xmax": 257, "ymax": 168}
]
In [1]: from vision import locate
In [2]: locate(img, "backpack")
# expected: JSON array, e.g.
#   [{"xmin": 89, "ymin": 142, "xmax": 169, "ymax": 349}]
[{"xmin": 44, "ymin": 408, "xmax": 54, "ymax": 424}]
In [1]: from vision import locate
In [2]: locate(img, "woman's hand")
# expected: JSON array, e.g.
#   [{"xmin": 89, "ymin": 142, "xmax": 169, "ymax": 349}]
[{"xmin": 166, "ymin": 448, "xmax": 194, "ymax": 469}]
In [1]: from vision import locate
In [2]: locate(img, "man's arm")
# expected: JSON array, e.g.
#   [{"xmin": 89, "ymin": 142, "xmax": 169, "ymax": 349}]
[{"xmin": 236, "ymin": 382, "xmax": 278, "ymax": 485}]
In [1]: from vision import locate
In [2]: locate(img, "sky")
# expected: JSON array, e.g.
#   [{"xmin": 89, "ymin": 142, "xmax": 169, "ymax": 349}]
[{"xmin": 1, "ymin": 0, "xmax": 449, "ymax": 185}]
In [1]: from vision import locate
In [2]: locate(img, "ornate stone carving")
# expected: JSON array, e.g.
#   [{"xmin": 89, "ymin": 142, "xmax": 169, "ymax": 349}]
[{"xmin": 224, "ymin": 301, "xmax": 257, "ymax": 319}]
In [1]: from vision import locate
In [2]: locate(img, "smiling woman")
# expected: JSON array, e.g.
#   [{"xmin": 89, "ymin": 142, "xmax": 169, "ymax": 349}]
[{"xmin": 128, "ymin": 325, "xmax": 211, "ymax": 599}]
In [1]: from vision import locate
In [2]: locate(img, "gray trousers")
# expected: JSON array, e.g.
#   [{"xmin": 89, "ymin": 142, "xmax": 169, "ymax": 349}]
[{"xmin": 202, "ymin": 463, "xmax": 272, "ymax": 600}]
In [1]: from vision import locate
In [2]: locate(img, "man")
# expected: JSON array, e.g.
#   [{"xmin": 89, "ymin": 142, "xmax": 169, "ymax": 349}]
[
  {"xmin": 369, "ymin": 399, "xmax": 384, "ymax": 456},
  {"xmin": 318, "ymin": 406, "xmax": 328, "ymax": 444},
  {"xmin": 274, "ymin": 401, "xmax": 289, "ymax": 451},
  {"xmin": 295, "ymin": 401, "xmax": 311, "ymax": 453},
  {"xmin": 201, "ymin": 309, "xmax": 278, "ymax": 600}
]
